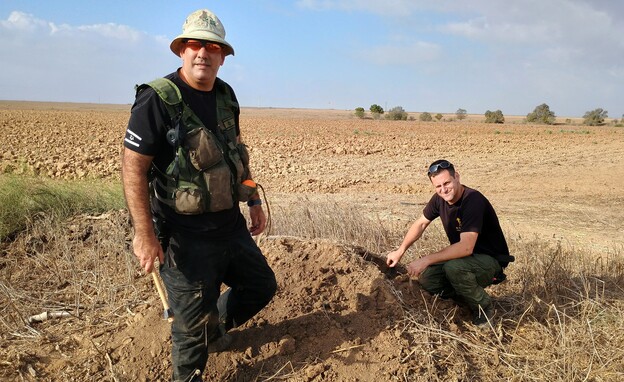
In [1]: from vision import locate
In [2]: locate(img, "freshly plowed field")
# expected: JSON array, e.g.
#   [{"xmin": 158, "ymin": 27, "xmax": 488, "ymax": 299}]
[
  {"xmin": 2, "ymin": 102, "xmax": 622, "ymax": 250},
  {"xmin": 1, "ymin": 102, "xmax": 623, "ymax": 381}
]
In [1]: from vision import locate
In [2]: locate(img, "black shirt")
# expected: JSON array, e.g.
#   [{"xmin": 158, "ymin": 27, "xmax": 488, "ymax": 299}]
[
  {"xmin": 124, "ymin": 70, "xmax": 244, "ymax": 237},
  {"xmin": 423, "ymin": 186, "xmax": 510, "ymax": 262}
]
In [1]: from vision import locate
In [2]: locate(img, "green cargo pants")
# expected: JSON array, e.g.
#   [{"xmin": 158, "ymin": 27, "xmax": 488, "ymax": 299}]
[{"xmin": 418, "ymin": 253, "xmax": 502, "ymax": 312}]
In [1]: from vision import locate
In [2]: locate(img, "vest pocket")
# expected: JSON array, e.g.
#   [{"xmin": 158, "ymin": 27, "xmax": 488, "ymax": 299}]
[
  {"xmin": 186, "ymin": 128, "xmax": 223, "ymax": 171},
  {"xmin": 203, "ymin": 162, "xmax": 234, "ymax": 212},
  {"xmin": 174, "ymin": 186, "xmax": 205, "ymax": 215}
]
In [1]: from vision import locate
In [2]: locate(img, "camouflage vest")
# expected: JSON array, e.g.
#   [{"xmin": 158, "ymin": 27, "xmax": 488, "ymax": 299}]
[{"xmin": 139, "ymin": 77, "xmax": 256, "ymax": 214}]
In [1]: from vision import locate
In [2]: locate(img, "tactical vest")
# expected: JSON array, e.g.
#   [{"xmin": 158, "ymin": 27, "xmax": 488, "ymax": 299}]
[{"xmin": 138, "ymin": 77, "xmax": 256, "ymax": 215}]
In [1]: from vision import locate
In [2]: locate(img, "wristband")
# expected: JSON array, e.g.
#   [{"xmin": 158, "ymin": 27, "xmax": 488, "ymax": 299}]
[{"xmin": 247, "ymin": 199, "xmax": 262, "ymax": 207}]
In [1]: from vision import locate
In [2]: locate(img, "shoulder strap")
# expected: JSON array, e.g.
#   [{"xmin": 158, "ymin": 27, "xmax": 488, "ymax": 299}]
[
  {"xmin": 214, "ymin": 77, "xmax": 230, "ymax": 99},
  {"xmin": 147, "ymin": 78, "xmax": 182, "ymax": 106},
  {"xmin": 140, "ymin": 78, "xmax": 185, "ymax": 179},
  {"xmin": 213, "ymin": 78, "xmax": 239, "ymax": 145},
  {"xmin": 214, "ymin": 77, "xmax": 238, "ymax": 116},
  {"xmin": 148, "ymin": 78, "xmax": 185, "ymax": 146}
]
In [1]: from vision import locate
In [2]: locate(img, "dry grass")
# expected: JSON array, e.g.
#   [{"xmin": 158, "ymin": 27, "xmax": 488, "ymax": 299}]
[
  {"xmin": 267, "ymin": 196, "xmax": 408, "ymax": 254},
  {"xmin": 389, "ymin": 243, "xmax": 624, "ymax": 381},
  {"xmin": 265, "ymin": 199, "xmax": 624, "ymax": 381},
  {"xmin": 1, "ymin": 197, "xmax": 623, "ymax": 381},
  {"xmin": 0, "ymin": 210, "xmax": 139, "ymax": 339}
]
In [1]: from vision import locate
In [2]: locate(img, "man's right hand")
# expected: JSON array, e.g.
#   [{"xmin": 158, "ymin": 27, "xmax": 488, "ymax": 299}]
[
  {"xmin": 132, "ymin": 232, "xmax": 164, "ymax": 273},
  {"xmin": 386, "ymin": 249, "xmax": 404, "ymax": 268}
]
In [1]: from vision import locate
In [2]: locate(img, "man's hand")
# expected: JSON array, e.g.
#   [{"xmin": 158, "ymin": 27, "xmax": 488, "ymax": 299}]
[
  {"xmin": 406, "ymin": 257, "xmax": 430, "ymax": 279},
  {"xmin": 386, "ymin": 249, "xmax": 404, "ymax": 268},
  {"xmin": 248, "ymin": 205, "xmax": 267, "ymax": 236},
  {"xmin": 132, "ymin": 232, "xmax": 164, "ymax": 273}
]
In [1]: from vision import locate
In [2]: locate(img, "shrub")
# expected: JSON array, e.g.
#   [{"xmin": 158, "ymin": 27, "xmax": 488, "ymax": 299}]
[
  {"xmin": 385, "ymin": 106, "xmax": 408, "ymax": 121},
  {"xmin": 583, "ymin": 108, "xmax": 608, "ymax": 126},
  {"xmin": 369, "ymin": 104, "xmax": 384, "ymax": 115},
  {"xmin": 484, "ymin": 110, "xmax": 505, "ymax": 123},
  {"xmin": 419, "ymin": 112, "xmax": 433, "ymax": 122},
  {"xmin": 435, "ymin": 113, "xmax": 443, "ymax": 121},
  {"xmin": 354, "ymin": 107, "xmax": 366, "ymax": 119},
  {"xmin": 456, "ymin": 108, "xmax": 467, "ymax": 120},
  {"xmin": 527, "ymin": 103, "xmax": 556, "ymax": 125}
]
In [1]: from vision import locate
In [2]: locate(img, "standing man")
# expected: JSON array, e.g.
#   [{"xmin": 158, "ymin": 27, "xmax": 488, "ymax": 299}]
[
  {"xmin": 122, "ymin": 9, "xmax": 277, "ymax": 382},
  {"xmin": 386, "ymin": 160, "xmax": 513, "ymax": 326}
]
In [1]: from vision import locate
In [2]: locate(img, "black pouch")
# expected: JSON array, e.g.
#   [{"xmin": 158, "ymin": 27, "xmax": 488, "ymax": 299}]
[
  {"xmin": 492, "ymin": 271, "xmax": 507, "ymax": 285},
  {"xmin": 152, "ymin": 215, "xmax": 170, "ymax": 251}
]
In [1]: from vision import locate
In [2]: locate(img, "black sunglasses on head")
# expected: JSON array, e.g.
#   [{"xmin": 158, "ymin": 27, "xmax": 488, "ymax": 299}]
[{"xmin": 427, "ymin": 160, "xmax": 453, "ymax": 175}]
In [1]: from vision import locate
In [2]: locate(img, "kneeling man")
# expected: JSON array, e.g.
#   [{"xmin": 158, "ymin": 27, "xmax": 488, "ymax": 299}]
[{"xmin": 386, "ymin": 160, "xmax": 513, "ymax": 326}]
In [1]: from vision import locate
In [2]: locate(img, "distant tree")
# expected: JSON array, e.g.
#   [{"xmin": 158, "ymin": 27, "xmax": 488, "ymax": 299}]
[
  {"xmin": 369, "ymin": 104, "xmax": 384, "ymax": 115},
  {"xmin": 484, "ymin": 110, "xmax": 505, "ymax": 124},
  {"xmin": 583, "ymin": 108, "xmax": 608, "ymax": 126},
  {"xmin": 354, "ymin": 107, "xmax": 366, "ymax": 119},
  {"xmin": 456, "ymin": 108, "xmax": 467, "ymax": 120},
  {"xmin": 419, "ymin": 112, "xmax": 433, "ymax": 122},
  {"xmin": 526, "ymin": 103, "xmax": 556, "ymax": 125},
  {"xmin": 386, "ymin": 106, "xmax": 408, "ymax": 121},
  {"xmin": 435, "ymin": 113, "xmax": 443, "ymax": 121}
]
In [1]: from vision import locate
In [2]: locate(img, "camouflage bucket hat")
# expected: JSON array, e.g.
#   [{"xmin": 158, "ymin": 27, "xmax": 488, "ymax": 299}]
[{"xmin": 170, "ymin": 9, "xmax": 235, "ymax": 56}]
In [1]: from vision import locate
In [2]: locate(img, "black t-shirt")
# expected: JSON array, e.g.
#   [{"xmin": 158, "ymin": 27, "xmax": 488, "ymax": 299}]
[
  {"xmin": 124, "ymin": 70, "xmax": 244, "ymax": 237},
  {"xmin": 423, "ymin": 186, "xmax": 510, "ymax": 261}
]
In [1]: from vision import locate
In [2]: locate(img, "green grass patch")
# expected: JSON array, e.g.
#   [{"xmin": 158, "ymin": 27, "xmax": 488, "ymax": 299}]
[
  {"xmin": 559, "ymin": 129, "xmax": 591, "ymax": 134},
  {"xmin": 0, "ymin": 174, "xmax": 125, "ymax": 240}
]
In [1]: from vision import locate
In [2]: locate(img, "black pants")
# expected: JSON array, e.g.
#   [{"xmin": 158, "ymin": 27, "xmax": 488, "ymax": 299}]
[{"xmin": 159, "ymin": 228, "xmax": 277, "ymax": 382}]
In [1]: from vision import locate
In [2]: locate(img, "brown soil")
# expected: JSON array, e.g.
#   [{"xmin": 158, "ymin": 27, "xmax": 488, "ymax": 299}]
[{"xmin": 1, "ymin": 102, "xmax": 623, "ymax": 381}]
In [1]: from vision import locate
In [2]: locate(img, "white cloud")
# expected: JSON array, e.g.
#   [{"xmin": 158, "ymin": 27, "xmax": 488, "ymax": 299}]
[
  {"xmin": 1, "ymin": 10, "xmax": 50, "ymax": 32},
  {"xmin": 296, "ymin": 0, "xmax": 419, "ymax": 16},
  {"xmin": 440, "ymin": 1, "xmax": 621, "ymax": 45},
  {"xmin": 77, "ymin": 23, "xmax": 144, "ymax": 42},
  {"xmin": 0, "ymin": 11, "xmax": 177, "ymax": 104},
  {"xmin": 442, "ymin": 17, "xmax": 556, "ymax": 44},
  {"xmin": 299, "ymin": 0, "xmax": 624, "ymax": 60}
]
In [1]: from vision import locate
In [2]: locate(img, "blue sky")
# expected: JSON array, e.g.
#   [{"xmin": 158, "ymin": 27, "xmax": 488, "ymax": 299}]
[{"xmin": 0, "ymin": 0, "xmax": 622, "ymax": 117}]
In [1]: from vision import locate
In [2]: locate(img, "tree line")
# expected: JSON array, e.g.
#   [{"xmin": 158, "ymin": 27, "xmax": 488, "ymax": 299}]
[{"xmin": 354, "ymin": 104, "xmax": 622, "ymax": 126}]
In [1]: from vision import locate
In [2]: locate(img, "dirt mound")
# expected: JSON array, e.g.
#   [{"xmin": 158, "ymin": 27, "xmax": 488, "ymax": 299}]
[{"xmin": 113, "ymin": 237, "xmax": 414, "ymax": 382}]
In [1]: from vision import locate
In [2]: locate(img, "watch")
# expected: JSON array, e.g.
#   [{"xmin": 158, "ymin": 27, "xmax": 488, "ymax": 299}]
[{"xmin": 247, "ymin": 199, "xmax": 262, "ymax": 207}]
